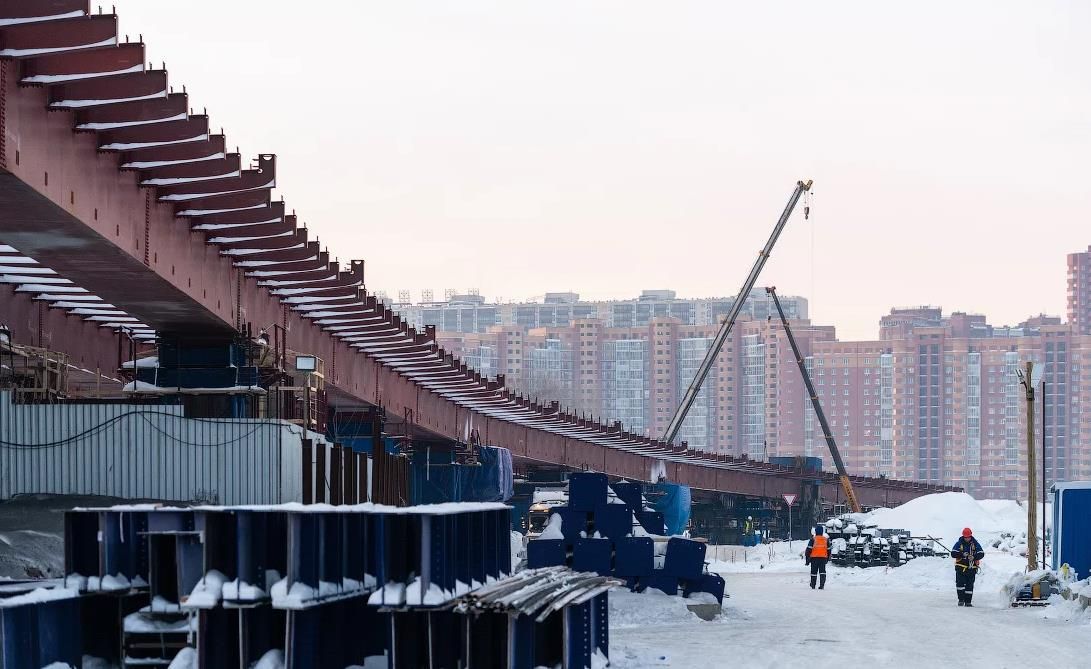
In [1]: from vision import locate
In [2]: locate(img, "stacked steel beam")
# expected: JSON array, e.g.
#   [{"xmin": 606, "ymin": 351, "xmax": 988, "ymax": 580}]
[{"xmin": 0, "ymin": 502, "xmax": 619, "ymax": 668}]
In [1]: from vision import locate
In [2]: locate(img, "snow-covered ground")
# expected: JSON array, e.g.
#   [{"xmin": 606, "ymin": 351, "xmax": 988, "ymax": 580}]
[
  {"xmin": 610, "ymin": 493, "xmax": 1090, "ymax": 668},
  {"xmin": 611, "ymin": 569, "xmax": 1089, "ymax": 668}
]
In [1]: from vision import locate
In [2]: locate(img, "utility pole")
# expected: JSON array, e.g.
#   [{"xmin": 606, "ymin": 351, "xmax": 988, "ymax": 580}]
[
  {"xmin": 1041, "ymin": 379, "xmax": 1047, "ymax": 570},
  {"xmin": 1020, "ymin": 361, "xmax": 1038, "ymax": 571}
]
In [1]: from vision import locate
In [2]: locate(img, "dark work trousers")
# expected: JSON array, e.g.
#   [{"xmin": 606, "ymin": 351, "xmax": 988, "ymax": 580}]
[
  {"xmin": 809, "ymin": 558, "xmax": 828, "ymax": 589},
  {"xmin": 955, "ymin": 566, "xmax": 977, "ymax": 604}
]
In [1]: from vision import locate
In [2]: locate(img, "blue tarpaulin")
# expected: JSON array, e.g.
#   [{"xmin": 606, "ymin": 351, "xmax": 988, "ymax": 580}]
[
  {"xmin": 653, "ymin": 483, "xmax": 691, "ymax": 536},
  {"xmin": 410, "ymin": 446, "xmax": 514, "ymax": 505}
]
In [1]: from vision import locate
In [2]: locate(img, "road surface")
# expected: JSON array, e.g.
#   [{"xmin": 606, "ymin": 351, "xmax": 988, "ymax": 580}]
[{"xmin": 610, "ymin": 570, "xmax": 1090, "ymax": 668}]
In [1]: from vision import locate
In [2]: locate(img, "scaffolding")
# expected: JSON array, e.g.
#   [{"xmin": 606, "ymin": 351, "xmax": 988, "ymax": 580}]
[{"xmin": 0, "ymin": 337, "xmax": 69, "ymax": 402}]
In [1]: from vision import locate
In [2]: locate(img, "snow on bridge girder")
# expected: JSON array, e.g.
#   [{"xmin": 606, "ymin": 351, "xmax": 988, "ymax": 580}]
[
  {"xmin": 120, "ymin": 134, "xmax": 226, "ymax": 168},
  {"xmin": 0, "ymin": 13, "xmax": 115, "ymax": 58},
  {"xmin": 218, "ymin": 230, "xmax": 308, "ymax": 253},
  {"xmin": 269, "ymin": 278, "xmax": 362, "ymax": 295},
  {"xmin": 188, "ymin": 200, "xmax": 283, "ymax": 228},
  {"xmin": 99, "ymin": 115, "xmax": 210, "ymax": 150},
  {"xmin": 49, "ymin": 69, "xmax": 167, "ymax": 108},
  {"xmin": 21, "ymin": 42, "xmax": 144, "ymax": 83},
  {"xmin": 0, "ymin": 0, "xmax": 88, "ymax": 25},
  {"xmin": 231, "ymin": 244, "xmax": 319, "ymax": 264},
  {"xmin": 205, "ymin": 216, "xmax": 294, "ymax": 240},
  {"xmin": 74, "ymin": 92, "xmax": 188, "ymax": 131},
  {"xmin": 256, "ymin": 268, "xmax": 339, "ymax": 286},
  {"xmin": 175, "ymin": 189, "xmax": 271, "ymax": 216},
  {"xmin": 156, "ymin": 154, "xmax": 275, "ymax": 200},
  {"xmin": 141, "ymin": 153, "xmax": 241, "ymax": 185}
]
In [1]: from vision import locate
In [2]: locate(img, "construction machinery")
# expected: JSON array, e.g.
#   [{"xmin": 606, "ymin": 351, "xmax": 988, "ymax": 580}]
[
  {"xmin": 662, "ymin": 179, "xmax": 813, "ymax": 445},
  {"xmin": 766, "ymin": 286, "xmax": 862, "ymax": 514}
]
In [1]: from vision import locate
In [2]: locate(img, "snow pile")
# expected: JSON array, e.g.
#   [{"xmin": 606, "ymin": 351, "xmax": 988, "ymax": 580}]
[
  {"xmin": 252, "ymin": 649, "xmax": 284, "ymax": 669},
  {"xmin": 149, "ymin": 595, "xmax": 181, "ymax": 613},
  {"xmin": 609, "ymin": 588, "xmax": 705, "ymax": 627},
  {"xmin": 990, "ymin": 532, "xmax": 1030, "ymax": 556},
  {"xmin": 366, "ymin": 581, "xmax": 406, "ymax": 606},
  {"xmin": 167, "ymin": 647, "xmax": 196, "ymax": 669},
  {"xmin": 858, "ymin": 492, "xmax": 1045, "ymax": 549},
  {"xmin": 0, "ymin": 586, "xmax": 79, "ymax": 608},
  {"xmin": 223, "ymin": 579, "xmax": 266, "ymax": 601},
  {"xmin": 837, "ymin": 552, "xmax": 1027, "ymax": 596},
  {"xmin": 124, "ymin": 612, "xmax": 196, "ymax": 633},
  {"xmin": 538, "ymin": 513, "xmax": 564, "ymax": 540},
  {"xmin": 510, "ymin": 530, "xmax": 525, "ymax": 569},
  {"xmin": 184, "ymin": 570, "xmax": 227, "ymax": 608},
  {"xmin": 405, "ymin": 577, "xmax": 449, "ymax": 605},
  {"xmin": 86, "ymin": 573, "xmax": 131, "ymax": 592},
  {"xmin": 271, "ymin": 579, "xmax": 315, "ymax": 609}
]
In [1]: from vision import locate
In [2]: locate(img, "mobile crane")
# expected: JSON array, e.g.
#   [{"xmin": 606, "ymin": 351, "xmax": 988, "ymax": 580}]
[
  {"xmin": 766, "ymin": 285, "xmax": 862, "ymax": 514},
  {"xmin": 662, "ymin": 180, "xmax": 813, "ymax": 445}
]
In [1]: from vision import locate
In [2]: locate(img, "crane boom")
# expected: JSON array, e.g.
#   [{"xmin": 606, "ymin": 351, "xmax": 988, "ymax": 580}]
[
  {"xmin": 662, "ymin": 179, "xmax": 813, "ymax": 446},
  {"xmin": 766, "ymin": 286, "xmax": 861, "ymax": 514}
]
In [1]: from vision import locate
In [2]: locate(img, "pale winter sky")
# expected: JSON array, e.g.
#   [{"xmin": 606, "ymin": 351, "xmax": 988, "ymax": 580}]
[{"xmin": 113, "ymin": 1, "xmax": 1091, "ymax": 340}]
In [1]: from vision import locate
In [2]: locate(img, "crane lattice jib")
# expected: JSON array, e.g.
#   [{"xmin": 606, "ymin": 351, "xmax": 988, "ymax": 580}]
[
  {"xmin": 661, "ymin": 180, "xmax": 812, "ymax": 446},
  {"xmin": 767, "ymin": 286, "xmax": 861, "ymax": 513}
]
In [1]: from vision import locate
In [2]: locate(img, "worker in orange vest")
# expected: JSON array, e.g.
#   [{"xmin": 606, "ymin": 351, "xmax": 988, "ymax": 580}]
[{"xmin": 805, "ymin": 525, "xmax": 830, "ymax": 589}]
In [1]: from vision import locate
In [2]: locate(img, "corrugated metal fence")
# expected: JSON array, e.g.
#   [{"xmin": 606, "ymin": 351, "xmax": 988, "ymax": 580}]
[{"xmin": 0, "ymin": 392, "xmax": 309, "ymax": 504}]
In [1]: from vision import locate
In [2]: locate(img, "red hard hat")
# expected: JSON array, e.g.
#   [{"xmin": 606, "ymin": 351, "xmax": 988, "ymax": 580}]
[{"xmin": 962, "ymin": 527, "xmax": 972, "ymax": 537}]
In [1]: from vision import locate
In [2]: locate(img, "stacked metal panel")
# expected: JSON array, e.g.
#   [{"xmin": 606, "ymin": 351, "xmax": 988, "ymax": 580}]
[
  {"xmin": 130, "ymin": 338, "xmax": 261, "ymax": 402},
  {"xmin": 528, "ymin": 473, "xmax": 726, "ymax": 605},
  {"xmin": 1, "ymin": 501, "xmax": 614, "ymax": 668},
  {"xmin": 0, "ymin": 589, "xmax": 83, "ymax": 669}
]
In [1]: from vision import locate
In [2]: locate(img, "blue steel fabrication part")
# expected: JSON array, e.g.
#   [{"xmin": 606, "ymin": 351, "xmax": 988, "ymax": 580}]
[
  {"xmin": 409, "ymin": 445, "xmax": 515, "ymax": 505},
  {"xmin": 0, "ymin": 595, "xmax": 83, "ymax": 669},
  {"xmin": 652, "ymin": 482, "xmax": 692, "ymax": 536},
  {"xmin": 526, "ymin": 474, "xmax": 723, "ymax": 606},
  {"xmin": 13, "ymin": 502, "xmax": 612, "ymax": 668}
]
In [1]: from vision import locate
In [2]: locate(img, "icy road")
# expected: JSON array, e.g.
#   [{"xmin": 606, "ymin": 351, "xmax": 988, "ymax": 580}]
[{"xmin": 610, "ymin": 570, "xmax": 1090, "ymax": 668}]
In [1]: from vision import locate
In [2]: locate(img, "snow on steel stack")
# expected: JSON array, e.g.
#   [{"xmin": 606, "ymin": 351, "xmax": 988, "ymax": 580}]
[{"xmin": 0, "ymin": 501, "xmax": 618, "ymax": 669}]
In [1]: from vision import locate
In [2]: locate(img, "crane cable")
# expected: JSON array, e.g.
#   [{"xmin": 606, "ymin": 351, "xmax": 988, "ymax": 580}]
[{"xmin": 806, "ymin": 189, "xmax": 815, "ymax": 317}]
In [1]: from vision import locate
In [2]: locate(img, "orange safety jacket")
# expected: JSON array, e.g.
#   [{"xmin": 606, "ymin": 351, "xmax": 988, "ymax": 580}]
[{"xmin": 809, "ymin": 535, "xmax": 829, "ymax": 559}]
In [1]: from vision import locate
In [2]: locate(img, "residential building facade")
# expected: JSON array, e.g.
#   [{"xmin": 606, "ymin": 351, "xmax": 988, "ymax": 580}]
[
  {"xmin": 430, "ymin": 250, "xmax": 1091, "ymax": 498},
  {"xmin": 394, "ymin": 289, "xmax": 808, "ymax": 333}
]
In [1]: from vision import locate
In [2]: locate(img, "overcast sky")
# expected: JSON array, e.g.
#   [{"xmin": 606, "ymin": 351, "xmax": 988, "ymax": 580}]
[{"xmin": 113, "ymin": 1, "xmax": 1091, "ymax": 340}]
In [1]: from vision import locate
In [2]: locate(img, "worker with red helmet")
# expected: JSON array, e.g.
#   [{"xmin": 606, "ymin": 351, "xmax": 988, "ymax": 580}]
[
  {"xmin": 805, "ymin": 525, "xmax": 830, "ymax": 590},
  {"xmin": 950, "ymin": 527, "xmax": 985, "ymax": 607}
]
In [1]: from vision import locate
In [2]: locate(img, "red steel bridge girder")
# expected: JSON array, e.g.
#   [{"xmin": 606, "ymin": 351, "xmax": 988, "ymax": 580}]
[{"xmin": 0, "ymin": 22, "xmax": 952, "ymax": 504}]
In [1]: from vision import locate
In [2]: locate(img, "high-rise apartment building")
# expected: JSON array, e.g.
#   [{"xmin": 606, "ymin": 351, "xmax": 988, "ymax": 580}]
[
  {"xmin": 395, "ymin": 290, "xmax": 808, "ymax": 333},
  {"xmin": 440, "ymin": 312, "xmax": 1091, "ymax": 500},
  {"xmin": 430, "ymin": 249, "xmax": 1091, "ymax": 498},
  {"xmin": 1069, "ymin": 246, "xmax": 1091, "ymax": 335}
]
